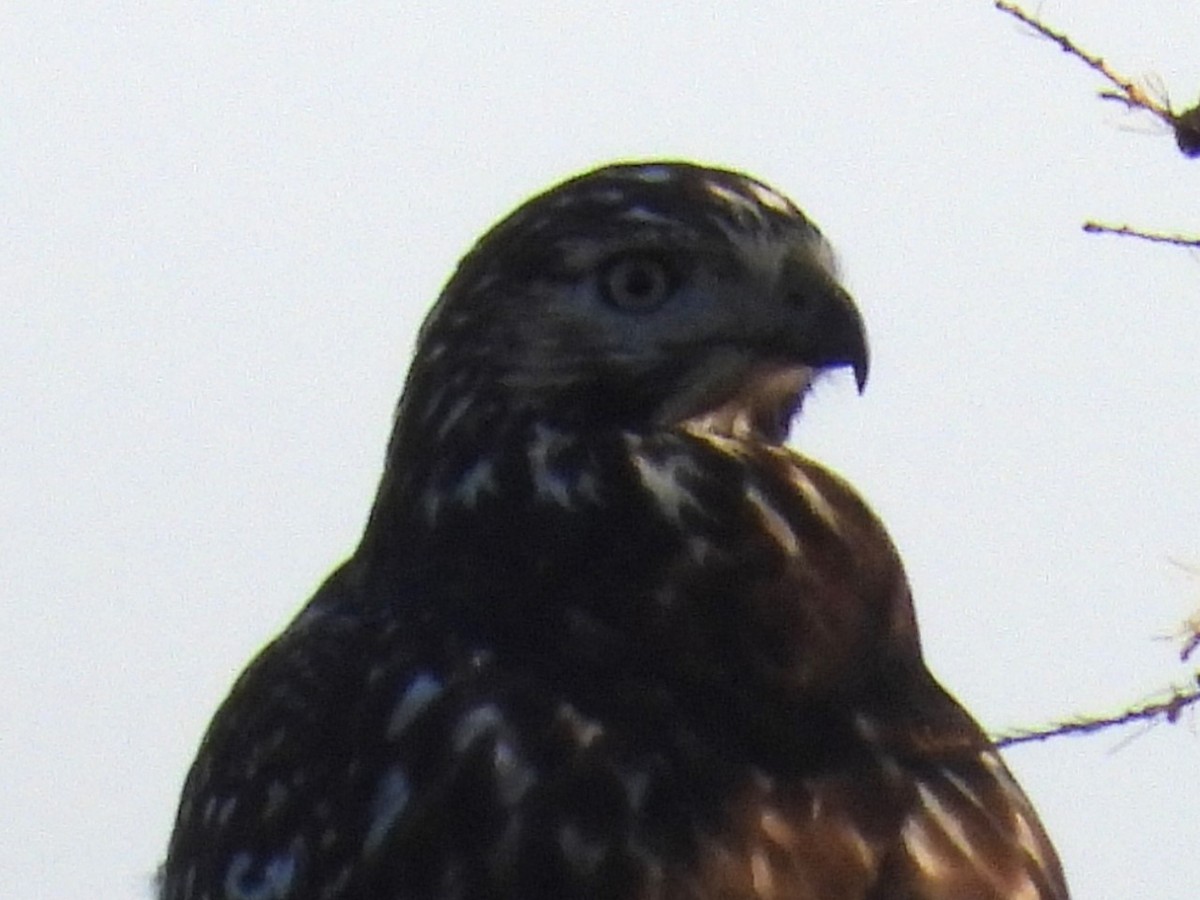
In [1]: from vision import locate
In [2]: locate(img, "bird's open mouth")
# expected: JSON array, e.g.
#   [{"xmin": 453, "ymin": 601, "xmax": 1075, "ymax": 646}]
[{"xmin": 683, "ymin": 363, "xmax": 815, "ymax": 444}]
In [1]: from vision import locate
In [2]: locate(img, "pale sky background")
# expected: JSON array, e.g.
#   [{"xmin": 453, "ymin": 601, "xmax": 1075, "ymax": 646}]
[{"xmin": 4, "ymin": 3, "xmax": 1199, "ymax": 898}]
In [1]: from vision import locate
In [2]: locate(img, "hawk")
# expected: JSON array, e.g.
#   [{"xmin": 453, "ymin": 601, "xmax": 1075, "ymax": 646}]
[{"xmin": 161, "ymin": 161, "xmax": 1069, "ymax": 899}]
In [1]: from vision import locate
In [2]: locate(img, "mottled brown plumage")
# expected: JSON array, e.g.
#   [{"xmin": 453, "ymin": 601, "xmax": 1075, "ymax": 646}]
[{"xmin": 161, "ymin": 161, "xmax": 1068, "ymax": 899}]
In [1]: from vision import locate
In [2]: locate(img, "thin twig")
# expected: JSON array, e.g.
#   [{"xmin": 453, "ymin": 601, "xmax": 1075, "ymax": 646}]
[
  {"xmin": 1082, "ymin": 222, "xmax": 1200, "ymax": 248},
  {"xmin": 1181, "ymin": 622, "xmax": 1200, "ymax": 662},
  {"xmin": 995, "ymin": 678, "xmax": 1200, "ymax": 748},
  {"xmin": 994, "ymin": 2, "xmax": 1178, "ymax": 130},
  {"xmin": 1168, "ymin": 561, "xmax": 1200, "ymax": 661}
]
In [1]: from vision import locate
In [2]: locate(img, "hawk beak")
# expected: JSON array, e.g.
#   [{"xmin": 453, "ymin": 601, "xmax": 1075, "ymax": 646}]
[
  {"xmin": 844, "ymin": 304, "xmax": 870, "ymax": 393},
  {"xmin": 799, "ymin": 282, "xmax": 870, "ymax": 393}
]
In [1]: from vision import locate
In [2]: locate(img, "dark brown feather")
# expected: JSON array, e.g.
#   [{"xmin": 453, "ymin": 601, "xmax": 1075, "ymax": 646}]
[{"xmin": 161, "ymin": 162, "xmax": 1066, "ymax": 900}]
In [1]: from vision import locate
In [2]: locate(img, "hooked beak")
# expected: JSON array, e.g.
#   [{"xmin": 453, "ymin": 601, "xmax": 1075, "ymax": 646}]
[
  {"xmin": 650, "ymin": 244, "xmax": 871, "ymax": 442},
  {"xmin": 676, "ymin": 275, "xmax": 869, "ymax": 443},
  {"xmin": 799, "ymin": 281, "xmax": 869, "ymax": 393}
]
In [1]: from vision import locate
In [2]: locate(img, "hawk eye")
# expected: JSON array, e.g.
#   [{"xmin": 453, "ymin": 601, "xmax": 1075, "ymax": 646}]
[{"xmin": 598, "ymin": 253, "xmax": 675, "ymax": 312}]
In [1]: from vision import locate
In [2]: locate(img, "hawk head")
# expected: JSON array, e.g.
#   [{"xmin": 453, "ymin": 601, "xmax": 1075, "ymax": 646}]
[{"xmin": 394, "ymin": 161, "xmax": 867, "ymax": 453}]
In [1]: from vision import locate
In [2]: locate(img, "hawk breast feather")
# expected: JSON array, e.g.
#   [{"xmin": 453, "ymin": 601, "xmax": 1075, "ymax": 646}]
[{"xmin": 160, "ymin": 162, "xmax": 1069, "ymax": 900}]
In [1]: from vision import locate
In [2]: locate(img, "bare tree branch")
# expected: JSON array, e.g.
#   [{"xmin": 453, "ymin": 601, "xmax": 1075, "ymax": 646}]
[
  {"xmin": 994, "ymin": 1, "xmax": 1200, "ymax": 158},
  {"xmin": 995, "ymin": 678, "xmax": 1200, "ymax": 748},
  {"xmin": 1082, "ymin": 222, "xmax": 1200, "ymax": 248},
  {"xmin": 995, "ymin": 2, "xmax": 1172, "ymax": 123}
]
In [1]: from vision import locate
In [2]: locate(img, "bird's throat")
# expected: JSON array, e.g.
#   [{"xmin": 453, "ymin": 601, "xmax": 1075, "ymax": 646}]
[{"xmin": 681, "ymin": 363, "xmax": 814, "ymax": 444}]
